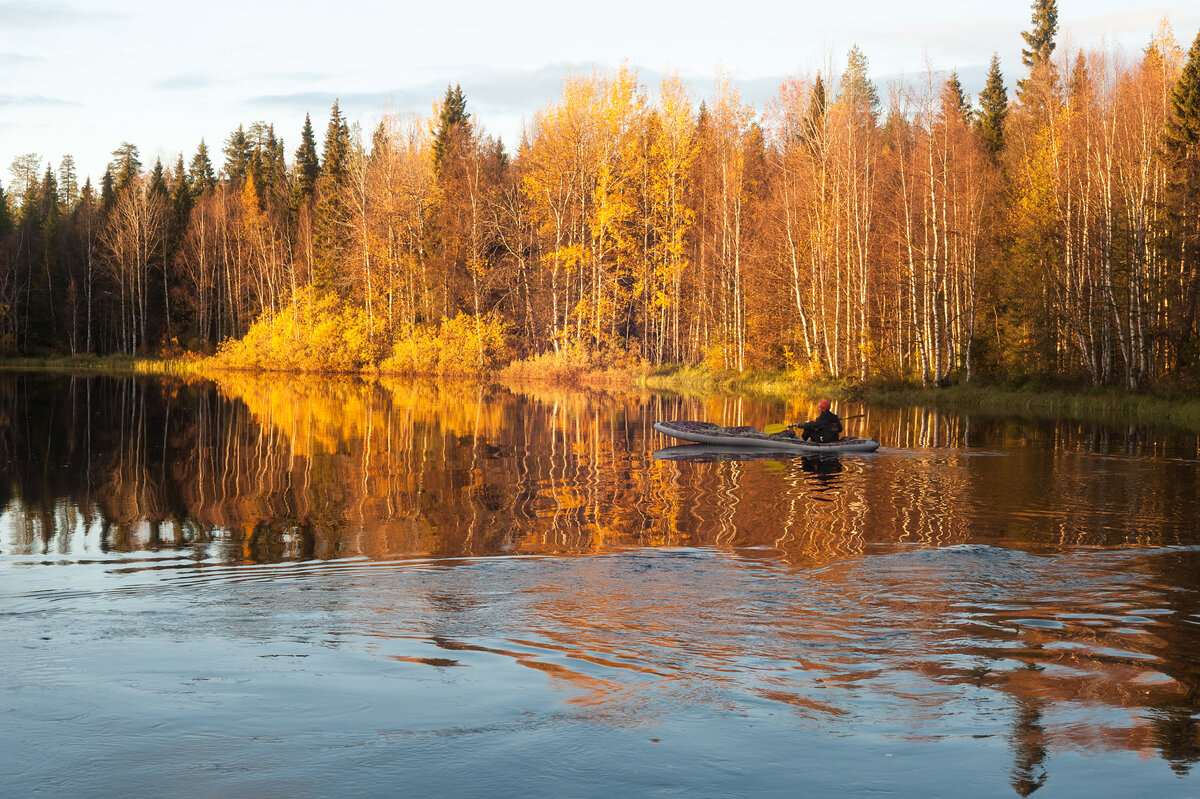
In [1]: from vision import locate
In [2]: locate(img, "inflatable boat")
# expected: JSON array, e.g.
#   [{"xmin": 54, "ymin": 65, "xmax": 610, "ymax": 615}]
[{"xmin": 653, "ymin": 420, "xmax": 880, "ymax": 454}]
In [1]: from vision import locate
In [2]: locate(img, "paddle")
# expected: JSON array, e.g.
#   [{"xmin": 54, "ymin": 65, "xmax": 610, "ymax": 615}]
[{"xmin": 764, "ymin": 414, "xmax": 865, "ymax": 435}]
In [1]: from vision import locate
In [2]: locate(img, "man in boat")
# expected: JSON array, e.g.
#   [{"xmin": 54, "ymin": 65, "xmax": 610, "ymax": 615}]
[{"xmin": 795, "ymin": 400, "xmax": 842, "ymax": 443}]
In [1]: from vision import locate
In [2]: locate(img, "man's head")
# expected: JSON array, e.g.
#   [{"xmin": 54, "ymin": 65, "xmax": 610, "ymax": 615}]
[{"xmin": 818, "ymin": 400, "xmax": 831, "ymax": 411}]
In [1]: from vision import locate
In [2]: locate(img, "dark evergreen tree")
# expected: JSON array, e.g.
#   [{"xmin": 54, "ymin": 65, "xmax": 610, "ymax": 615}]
[
  {"xmin": 100, "ymin": 167, "xmax": 115, "ymax": 210},
  {"xmin": 1021, "ymin": 0, "xmax": 1059, "ymax": 69},
  {"xmin": 0, "ymin": 182, "xmax": 11, "ymax": 237},
  {"xmin": 57, "ymin": 155, "xmax": 78, "ymax": 211},
  {"xmin": 189, "ymin": 139, "xmax": 217, "ymax": 196},
  {"xmin": 944, "ymin": 72, "xmax": 970, "ymax": 120},
  {"xmin": 432, "ymin": 84, "xmax": 470, "ymax": 170},
  {"xmin": 108, "ymin": 142, "xmax": 141, "ymax": 194},
  {"xmin": 975, "ymin": 53, "xmax": 1008, "ymax": 158},
  {"xmin": 149, "ymin": 157, "xmax": 168, "ymax": 199},
  {"xmin": 223, "ymin": 125, "xmax": 252, "ymax": 186},
  {"xmin": 1018, "ymin": 0, "xmax": 1059, "ymax": 100},
  {"xmin": 313, "ymin": 100, "xmax": 353, "ymax": 293},
  {"xmin": 804, "ymin": 73, "xmax": 827, "ymax": 145},
  {"xmin": 294, "ymin": 112, "xmax": 320, "ymax": 200},
  {"xmin": 1164, "ymin": 30, "xmax": 1200, "ymax": 371},
  {"xmin": 321, "ymin": 100, "xmax": 351, "ymax": 180}
]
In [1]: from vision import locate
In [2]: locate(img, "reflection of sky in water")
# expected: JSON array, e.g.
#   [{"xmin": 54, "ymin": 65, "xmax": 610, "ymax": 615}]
[{"xmin": 2, "ymin": 373, "xmax": 1200, "ymax": 795}]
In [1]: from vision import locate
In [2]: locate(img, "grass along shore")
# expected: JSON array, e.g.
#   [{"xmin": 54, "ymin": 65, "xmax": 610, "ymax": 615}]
[{"xmin": 5, "ymin": 353, "xmax": 1200, "ymax": 431}]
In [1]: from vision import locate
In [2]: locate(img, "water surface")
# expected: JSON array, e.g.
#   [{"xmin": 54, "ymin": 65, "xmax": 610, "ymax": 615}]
[{"xmin": 2, "ymin": 373, "xmax": 1199, "ymax": 797}]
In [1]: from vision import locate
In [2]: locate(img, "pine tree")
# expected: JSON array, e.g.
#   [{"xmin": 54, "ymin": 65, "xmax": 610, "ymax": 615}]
[
  {"xmin": 294, "ymin": 113, "xmax": 320, "ymax": 200},
  {"xmin": 975, "ymin": 53, "xmax": 1008, "ymax": 159},
  {"xmin": 1164, "ymin": 29, "xmax": 1200, "ymax": 370},
  {"xmin": 321, "ymin": 100, "xmax": 350, "ymax": 180},
  {"xmin": 432, "ymin": 84, "xmax": 470, "ymax": 170}
]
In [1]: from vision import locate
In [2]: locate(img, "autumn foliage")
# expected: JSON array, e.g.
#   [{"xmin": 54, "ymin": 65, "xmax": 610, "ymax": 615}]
[{"xmin": 4, "ymin": 14, "xmax": 1200, "ymax": 389}]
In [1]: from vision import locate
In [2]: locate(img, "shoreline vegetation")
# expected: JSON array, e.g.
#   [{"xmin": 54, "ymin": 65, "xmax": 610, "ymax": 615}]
[
  {"xmin": 7, "ymin": 352, "xmax": 1200, "ymax": 432},
  {"xmin": 3, "ymin": 6, "xmax": 1200, "ymax": 404}
]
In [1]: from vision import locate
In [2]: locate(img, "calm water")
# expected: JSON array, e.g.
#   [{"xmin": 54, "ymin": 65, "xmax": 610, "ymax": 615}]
[{"xmin": 3, "ymin": 373, "xmax": 1200, "ymax": 797}]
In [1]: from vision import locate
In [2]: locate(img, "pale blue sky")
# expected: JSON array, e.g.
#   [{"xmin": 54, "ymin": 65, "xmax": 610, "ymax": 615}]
[{"xmin": 2, "ymin": 0, "xmax": 1198, "ymax": 187}]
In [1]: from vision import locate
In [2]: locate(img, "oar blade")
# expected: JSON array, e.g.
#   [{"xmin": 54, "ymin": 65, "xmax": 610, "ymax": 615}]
[{"xmin": 763, "ymin": 423, "xmax": 790, "ymax": 435}]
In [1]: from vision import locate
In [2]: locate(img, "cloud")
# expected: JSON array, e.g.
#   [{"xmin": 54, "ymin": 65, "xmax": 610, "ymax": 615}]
[
  {"xmin": 154, "ymin": 74, "xmax": 223, "ymax": 91},
  {"xmin": 0, "ymin": 52, "xmax": 40, "ymax": 67},
  {"xmin": 0, "ymin": 93, "xmax": 77, "ymax": 108},
  {"xmin": 0, "ymin": 1, "xmax": 119, "ymax": 28}
]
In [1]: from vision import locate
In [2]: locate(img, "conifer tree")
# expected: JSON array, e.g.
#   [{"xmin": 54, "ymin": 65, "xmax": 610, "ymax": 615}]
[
  {"xmin": 100, "ymin": 167, "xmax": 115, "ymax": 210},
  {"xmin": 321, "ymin": 100, "xmax": 350, "ymax": 180},
  {"xmin": 842, "ymin": 46, "xmax": 880, "ymax": 119},
  {"xmin": 0, "ymin": 182, "xmax": 11, "ymax": 237},
  {"xmin": 1018, "ymin": 0, "xmax": 1059, "ymax": 100},
  {"xmin": 313, "ymin": 101, "xmax": 352, "ymax": 293},
  {"xmin": 189, "ymin": 139, "xmax": 217, "ymax": 196},
  {"xmin": 40, "ymin": 164, "xmax": 59, "ymax": 221},
  {"xmin": 294, "ymin": 113, "xmax": 320, "ymax": 200},
  {"xmin": 1021, "ymin": 0, "xmax": 1058, "ymax": 69},
  {"xmin": 149, "ymin": 157, "xmax": 168, "ymax": 199},
  {"xmin": 944, "ymin": 72, "xmax": 970, "ymax": 120},
  {"xmin": 975, "ymin": 53, "xmax": 1008, "ymax": 158},
  {"xmin": 1164, "ymin": 29, "xmax": 1200, "ymax": 370},
  {"xmin": 109, "ymin": 142, "xmax": 141, "ymax": 194},
  {"xmin": 432, "ymin": 84, "xmax": 470, "ymax": 170},
  {"xmin": 223, "ymin": 125, "xmax": 251, "ymax": 186},
  {"xmin": 805, "ymin": 73, "xmax": 827, "ymax": 144},
  {"xmin": 58, "ymin": 155, "xmax": 78, "ymax": 211}
]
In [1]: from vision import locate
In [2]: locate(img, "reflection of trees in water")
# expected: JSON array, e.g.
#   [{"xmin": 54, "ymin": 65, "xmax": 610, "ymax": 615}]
[
  {"xmin": 3, "ymin": 373, "xmax": 1198, "ymax": 561},
  {"xmin": 4, "ymin": 373, "xmax": 1200, "ymax": 782}
]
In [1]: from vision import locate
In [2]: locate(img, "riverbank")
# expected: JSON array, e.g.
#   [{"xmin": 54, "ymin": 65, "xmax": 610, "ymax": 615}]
[{"xmin": 5, "ymin": 354, "xmax": 1200, "ymax": 431}]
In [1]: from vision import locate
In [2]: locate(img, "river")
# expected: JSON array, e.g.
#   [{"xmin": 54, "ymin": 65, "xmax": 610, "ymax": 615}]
[{"xmin": 2, "ymin": 372, "xmax": 1199, "ymax": 797}]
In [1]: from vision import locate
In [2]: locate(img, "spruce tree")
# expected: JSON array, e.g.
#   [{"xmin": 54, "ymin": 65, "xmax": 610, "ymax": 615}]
[
  {"xmin": 170, "ymin": 156, "xmax": 193, "ymax": 242},
  {"xmin": 108, "ymin": 142, "xmax": 141, "ymax": 194},
  {"xmin": 321, "ymin": 100, "xmax": 350, "ymax": 180},
  {"xmin": 149, "ymin": 158, "xmax": 168, "ymax": 199},
  {"xmin": 189, "ymin": 139, "xmax": 217, "ymax": 196},
  {"xmin": 1021, "ymin": 0, "xmax": 1058, "ymax": 69},
  {"xmin": 313, "ymin": 100, "xmax": 352, "ymax": 294},
  {"xmin": 294, "ymin": 113, "xmax": 320, "ymax": 200},
  {"xmin": 223, "ymin": 125, "xmax": 251, "ymax": 186},
  {"xmin": 100, "ymin": 167, "xmax": 115, "ymax": 210},
  {"xmin": 975, "ymin": 53, "xmax": 1008, "ymax": 159},
  {"xmin": 805, "ymin": 74, "xmax": 827, "ymax": 145},
  {"xmin": 944, "ymin": 72, "xmax": 970, "ymax": 120},
  {"xmin": 40, "ymin": 164, "xmax": 59, "ymax": 222},
  {"xmin": 0, "ymin": 182, "xmax": 11, "ymax": 237},
  {"xmin": 1018, "ymin": 0, "xmax": 1059, "ymax": 100},
  {"xmin": 1164, "ymin": 30, "xmax": 1200, "ymax": 370},
  {"xmin": 432, "ymin": 84, "xmax": 470, "ymax": 171},
  {"xmin": 58, "ymin": 155, "xmax": 78, "ymax": 211},
  {"xmin": 842, "ymin": 46, "xmax": 880, "ymax": 119}
]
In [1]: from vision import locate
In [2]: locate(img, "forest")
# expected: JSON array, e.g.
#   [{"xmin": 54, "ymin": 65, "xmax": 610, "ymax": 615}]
[{"xmin": 2, "ymin": 2, "xmax": 1200, "ymax": 389}]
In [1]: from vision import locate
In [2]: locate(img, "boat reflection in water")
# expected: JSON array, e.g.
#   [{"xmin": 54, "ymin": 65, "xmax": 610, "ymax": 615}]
[{"xmin": 3, "ymin": 372, "xmax": 1200, "ymax": 795}]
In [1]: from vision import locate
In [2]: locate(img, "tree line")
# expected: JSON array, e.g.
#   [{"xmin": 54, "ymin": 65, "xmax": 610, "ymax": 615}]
[{"xmin": 3, "ymin": 2, "xmax": 1200, "ymax": 388}]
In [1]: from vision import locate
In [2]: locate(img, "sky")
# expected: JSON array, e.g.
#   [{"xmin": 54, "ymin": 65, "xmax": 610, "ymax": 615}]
[{"xmin": 2, "ymin": 0, "xmax": 1199, "ymax": 188}]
